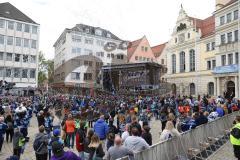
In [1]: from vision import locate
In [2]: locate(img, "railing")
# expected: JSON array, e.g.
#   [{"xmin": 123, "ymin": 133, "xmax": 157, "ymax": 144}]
[{"xmin": 131, "ymin": 111, "xmax": 239, "ymax": 160}]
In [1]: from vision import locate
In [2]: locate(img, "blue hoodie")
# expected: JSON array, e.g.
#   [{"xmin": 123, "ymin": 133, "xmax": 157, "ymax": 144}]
[{"xmin": 94, "ymin": 119, "xmax": 109, "ymax": 140}]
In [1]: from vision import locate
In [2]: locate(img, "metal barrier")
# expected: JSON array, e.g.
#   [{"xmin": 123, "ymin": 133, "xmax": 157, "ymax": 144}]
[{"xmin": 134, "ymin": 111, "xmax": 239, "ymax": 160}]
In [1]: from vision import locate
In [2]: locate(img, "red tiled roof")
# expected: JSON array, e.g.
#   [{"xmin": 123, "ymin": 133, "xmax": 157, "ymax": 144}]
[
  {"xmin": 127, "ymin": 37, "xmax": 143, "ymax": 59},
  {"xmin": 151, "ymin": 42, "xmax": 167, "ymax": 58},
  {"xmin": 189, "ymin": 16, "xmax": 215, "ymax": 38}
]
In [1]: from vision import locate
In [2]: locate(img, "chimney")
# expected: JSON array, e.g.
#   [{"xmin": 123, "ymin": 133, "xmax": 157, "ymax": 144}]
[{"xmin": 216, "ymin": 0, "xmax": 232, "ymax": 10}]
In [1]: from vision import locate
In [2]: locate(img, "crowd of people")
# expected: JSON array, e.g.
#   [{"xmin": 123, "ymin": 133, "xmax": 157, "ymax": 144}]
[{"xmin": 0, "ymin": 93, "xmax": 239, "ymax": 160}]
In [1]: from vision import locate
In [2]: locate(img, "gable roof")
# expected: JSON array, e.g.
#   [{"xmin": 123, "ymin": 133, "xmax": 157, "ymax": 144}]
[
  {"xmin": 189, "ymin": 16, "xmax": 215, "ymax": 38},
  {"xmin": 0, "ymin": 2, "xmax": 37, "ymax": 24},
  {"xmin": 151, "ymin": 42, "xmax": 167, "ymax": 58},
  {"xmin": 127, "ymin": 37, "xmax": 143, "ymax": 59}
]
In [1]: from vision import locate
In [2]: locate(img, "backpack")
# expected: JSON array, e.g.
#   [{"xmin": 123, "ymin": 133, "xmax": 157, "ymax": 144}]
[{"xmin": 33, "ymin": 135, "xmax": 46, "ymax": 152}]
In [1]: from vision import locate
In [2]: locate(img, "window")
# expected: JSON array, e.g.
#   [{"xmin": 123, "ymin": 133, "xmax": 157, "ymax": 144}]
[
  {"xmin": 15, "ymin": 54, "xmax": 20, "ymax": 62},
  {"xmin": 208, "ymin": 82, "xmax": 214, "ymax": 95},
  {"xmin": 227, "ymin": 32, "xmax": 232, "ymax": 43},
  {"xmin": 212, "ymin": 60, "xmax": 216, "ymax": 69},
  {"xmin": 221, "ymin": 55, "xmax": 226, "ymax": 66},
  {"xmin": 236, "ymin": 52, "xmax": 239, "ymax": 64},
  {"xmin": 117, "ymin": 55, "xmax": 124, "ymax": 60},
  {"xmin": 85, "ymin": 38, "xmax": 93, "ymax": 44},
  {"xmin": 14, "ymin": 68, "xmax": 20, "ymax": 78},
  {"xmin": 95, "ymin": 29, "xmax": 102, "ymax": 36},
  {"xmin": 72, "ymin": 47, "xmax": 81, "ymax": 54},
  {"xmin": 188, "ymin": 33, "xmax": 190, "ymax": 38},
  {"xmin": 143, "ymin": 57, "xmax": 146, "ymax": 61},
  {"xmin": 206, "ymin": 43, "xmax": 210, "ymax": 51},
  {"xmin": 107, "ymin": 53, "xmax": 110, "ymax": 58},
  {"xmin": 72, "ymin": 35, "xmax": 81, "ymax": 42},
  {"xmin": 0, "ymin": 19, "xmax": 5, "ymax": 28},
  {"xmin": 6, "ymin": 69, "xmax": 11, "ymax": 77},
  {"xmin": 30, "ymin": 69, "xmax": 36, "ymax": 78},
  {"xmin": 175, "ymin": 38, "xmax": 177, "ymax": 43},
  {"xmin": 24, "ymin": 39, "xmax": 29, "ymax": 47},
  {"xmin": 71, "ymin": 72, "xmax": 80, "ymax": 80},
  {"xmin": 16, "ymin": 23, "xmax": 22, "ymax": 31},
  {"xmin": 24, "ymin": 24, "xmax": 30, "ymax": 33},
  {"xmin": 7, "ymin": 21, "xmax": 14, "ymax": 30},
  {"xmin": 189, "ymin": 50, "xmax": 195, "ymax": 71},
  {"xmin": 207, "ymin": 61, "xmax": 211, "ymax": 70},
  {"xmin": 22, "ymin": 69, "xmax": 28, "ymax": 78},
  {"xmin": 96, "ymin": 40, "xmax": 104, "ymax": 46},
  {"xmin": 172, "ymin": 54, "xmax": 176, "ymax": 73},
  {"xmin": 145, "ymin": 47, "xmax": 148, "ymax": 52},
  {"xmin": 221, "ymin": 34, "xmax": 225, "ymax": 44},
  {"xmin": 0, "ymin": 68, "xmax": 3, "ymax": 77},
  {"xmin": 147, "ymin": 58, "xmax": 150, "ymax": 61},
  {"xmin": 15, "ymin": 37, "xmax": 21, "ymax": 46},
  {"xmin": 228, "ymin": 53, "xmax": 233, "ymax": 65},
  {"xmin": 30, "ymin": 55, "xmax": 36, "ymax": 63},
  {"xmin": 161, "ymin": 59, "xmax": 164, "ymax": 64},
  {"xmin": 135, "ymin": 56, "xmax": 138, "ymax": 60},
  {"xmin": 7, "ymin": 36, "xmax": 13, "ymax": 45},
  {"xmin": 211, "ymin": 42, "xmax": 215, "ymax": 50},
  {"xmin": 31, "ymin": 40, "xmax": 37, "ymax": 49},
  {"xmin": 96, "ymin": 62, "xmax": 103, "ymax": 67},
  {"xmin": 84, "ymin": 61, "xmax": 93, "ymax": 67},
  {"xmin": 141, "ymin": 46, "xmax": 144, "ymax": 51},
  {"xmin": 0, "ymin": 52, "xmax": 3, "ymax": 60},
  {"xmin": 23, "ymin": 55, "xmax": 28, "ymax": 63},
  {"xmin": 111, "ymin": 53, "xmax": 114, "ymax": 58},
  {"xmin": 6, "ymin": 53, "xmax": 12, "ymax": 61},
  {"xmin": 190, "ymin": 83, "xmax": 195, "ymax": 95},
  {"xmin": 84, "ymin": 49, "xmax": 92, "ymax": 55},
  {"xmin": 0, "ymin": 35, "xmax": 4, "ymax": 44},
  {"xmin": 234, "ymin": 10, "xmax": 239, "ymax": 20},
  {"xmin": 180, "ymin": 51, "xmax": 185, "ymax": 72},
  {"xmin": 220, "ymin": 16, "xmax": 225, "ymax": 25},
  {"xmin": 97, "ymin": 52, "xmax": 104, "ymax": 57},
  {"xmin": 106, "ymin": 33, "xmax": 111, "ymax": 38},
  {"xmin": 234, "ymin": 30, "xmax": 239, "ymax": 42},
  {"xmin": 32, "ymin": 26, "xmax": 38, "ymax": 34},
  {"xmin": 227, "ymin": 13, "xmax": 232, "ymax": 23},
  {"xmin": 139, "ymin": 56, "xmax": 143, "ymax": 61},
  {"xmin": 84, "ymin": 73, "xmax": 92, "ymax": 80}
]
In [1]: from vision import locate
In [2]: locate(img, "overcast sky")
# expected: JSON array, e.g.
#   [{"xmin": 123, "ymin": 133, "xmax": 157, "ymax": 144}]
[{"xmin": 6, "ymin": 0, "xmax": 215, "ymax": 59}]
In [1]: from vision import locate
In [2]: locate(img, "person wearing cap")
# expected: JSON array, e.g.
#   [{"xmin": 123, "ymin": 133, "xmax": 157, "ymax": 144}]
[
  {"xmin": 0, "ymin": 116, "xmax": 8, "ymax": 154},
  {"xmin": 51, "ymin": 141, "xmax": 81, "ymax": 160},
  {"xmin": 48, "ymin": 129, "xmax": 64, "ymax": 160},
  {"xmin": 107, "ymin": 136, "xmax": 134, "ymax": 160}
]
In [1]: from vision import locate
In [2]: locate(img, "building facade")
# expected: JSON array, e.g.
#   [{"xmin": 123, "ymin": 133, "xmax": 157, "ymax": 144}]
[
  {"xmin": 213, "ymin": 0, "xmax": 240, "ymax": 98},
  {"xmin": 127, "ymin": 36, "xmax": 157, "ymax": 63},
  {"xmin": 164, "ymin": 6, "xmax": 216, "ymax": 96},
  {"xmin": 0, "ymin": 2, "xmax": 40, "ymax": 90},
  {"xmin": 53, "ymin": 24, "xmax": 127, "ymax": 94}
]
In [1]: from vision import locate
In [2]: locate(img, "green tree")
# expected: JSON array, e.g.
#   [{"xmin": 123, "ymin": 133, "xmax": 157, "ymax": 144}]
[{"xmin": 38, "ymin": 52, "xmax": 54, "ymax": 86}]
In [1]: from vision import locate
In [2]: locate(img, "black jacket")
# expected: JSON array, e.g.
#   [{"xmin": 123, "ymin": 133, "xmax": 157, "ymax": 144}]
[{"xmin": 142, "ymin": 132, "xmax": 152, "ymax": 146}]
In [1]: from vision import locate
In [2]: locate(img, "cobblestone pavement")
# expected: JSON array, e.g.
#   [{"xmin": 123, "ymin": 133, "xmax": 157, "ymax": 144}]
[
  {"xmin": 207, "ymin": 141, "xmax": 237, "ymax": 160},
  {"xmin": 0, "ymin": 116, "xmax": 162, "ymax": 160}
]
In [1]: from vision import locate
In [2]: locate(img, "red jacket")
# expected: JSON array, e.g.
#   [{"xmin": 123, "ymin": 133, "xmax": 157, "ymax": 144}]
[{"xmin": 76, "ymin": 128, "xmax": 85, "ymax": 152}]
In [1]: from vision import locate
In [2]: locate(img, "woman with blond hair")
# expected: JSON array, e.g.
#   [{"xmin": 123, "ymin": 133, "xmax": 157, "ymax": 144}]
[
  {"xmin": 88, "ymin": 134, "xmax": 105, "ymax": 160},
  {"xmin": 160, "ymin": 121, "xmax": 181, "ymax": 142}
]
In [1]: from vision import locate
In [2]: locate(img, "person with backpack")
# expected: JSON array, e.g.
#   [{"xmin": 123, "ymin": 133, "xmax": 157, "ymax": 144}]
[
  {"xmin": 5, "ymin": 113, "xmax": 14, "ymax": 143},
  {"xmin": 48, "ymin": 129, "xmax": 64, "ymax": 160},
  {"xmin": 76, "ymin": 121, "xmax": 86, "ymax": 159},
  {"xmin": 12, "ymin": 128, "xmax": 24, "ymax": 159},
  {"xmin": 33, "ymin": 125, "xmax": 49, "ymax": 160}
]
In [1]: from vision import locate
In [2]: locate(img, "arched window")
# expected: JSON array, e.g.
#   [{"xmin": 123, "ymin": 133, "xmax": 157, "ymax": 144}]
[
  {"xmin": 189, "ymin": 49, "xmax": 195, "ymax": 71},
  {"xmin": 180, "ymin": 51, "xmax": 185, "ymax": 72},
  {"xmin": 190, "ymin": 83, "xmax": 195, "ymax": 95},
  {"xmin": 172, "ymin": 54, "xmax": 176, "ymax": 73},
  {"xmin": 208, "ymin": 82, "xmax": 214, "ymax": 95}
]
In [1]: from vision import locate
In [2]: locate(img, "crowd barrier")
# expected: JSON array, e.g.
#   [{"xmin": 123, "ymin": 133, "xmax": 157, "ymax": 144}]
[{"xmin": 119, "ymin": 111, "xmax": 239, "ymax": 160}]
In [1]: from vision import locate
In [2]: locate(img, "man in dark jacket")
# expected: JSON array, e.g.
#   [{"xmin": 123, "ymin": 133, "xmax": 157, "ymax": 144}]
[
  {"xmin": 129, "ymin": 116, "xmax": 142, "ymax": 136},
  {"xmin": 94, "ymin": 115, "xmax": 109, "ymax": 140},
  {"xmin": 195, "ymin": 111, "xmax": 208, "ymax": 126},
  {"xmin": 34, "ymin": 125, "xmax": 49, "ymax": 160}
]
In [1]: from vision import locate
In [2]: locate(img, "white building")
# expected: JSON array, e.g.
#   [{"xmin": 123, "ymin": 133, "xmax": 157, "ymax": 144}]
[
  {"xmin": 53, "ymin": 24, "xmax": 127, "ymax": 94},
  {"xmin": 213, "ymin": 0, "xmax": 240, "ymax": 98},
  {"xmin": 0, "ymin": 2, "xmax": 40, "ymax": 91}
]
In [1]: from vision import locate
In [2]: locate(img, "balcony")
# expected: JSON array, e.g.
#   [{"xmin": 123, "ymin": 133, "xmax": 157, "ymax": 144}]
[{"xmin": 213, "ymin": 64, "xmax": 238, "ymax": 74}]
